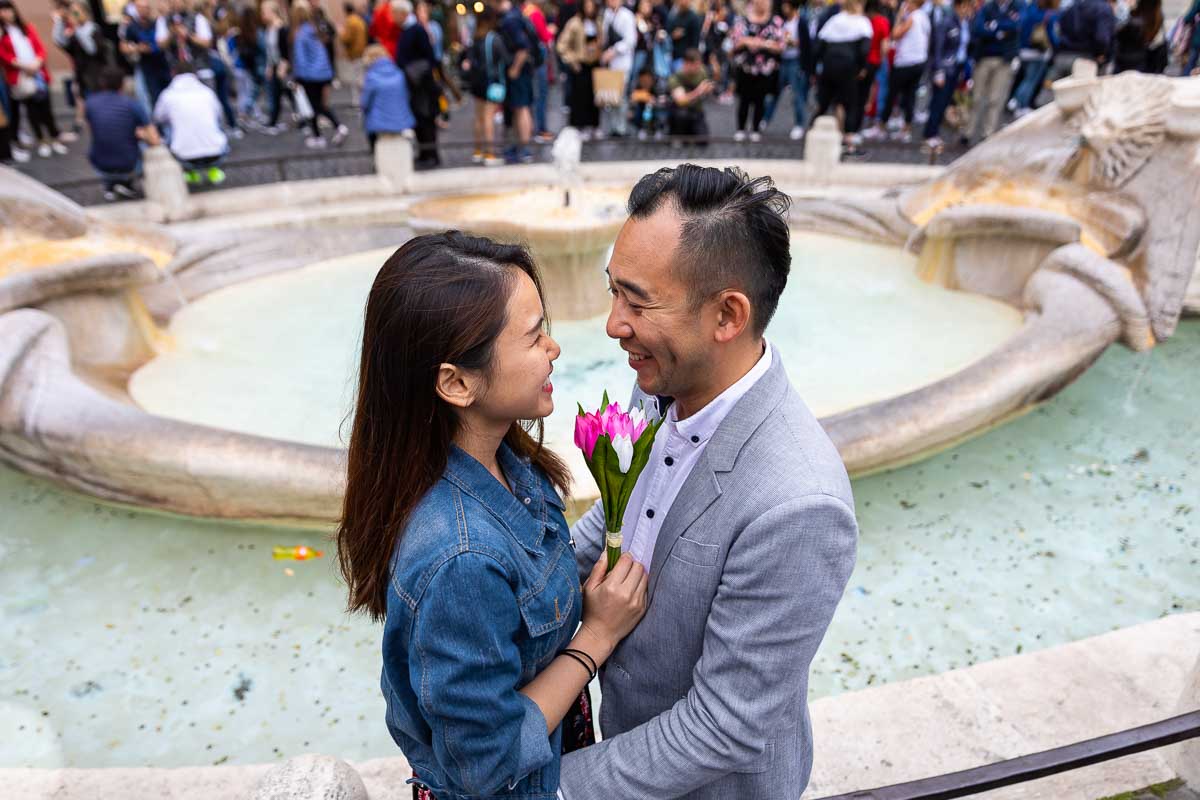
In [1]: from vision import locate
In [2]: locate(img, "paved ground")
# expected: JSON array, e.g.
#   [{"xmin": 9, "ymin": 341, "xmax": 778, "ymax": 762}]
[
  {"xmin": 11, "ymin": 81, "xmax": 970, "ymax": 206},
  {"xmin": 1099, "ymin": 780, "xmax": 1199, "ymax": 800}
]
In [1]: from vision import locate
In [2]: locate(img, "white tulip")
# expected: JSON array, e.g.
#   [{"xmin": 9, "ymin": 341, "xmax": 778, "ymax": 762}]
[{"xmin": 612, "ymin": 434, "xmax": 634, "ymax": 473}]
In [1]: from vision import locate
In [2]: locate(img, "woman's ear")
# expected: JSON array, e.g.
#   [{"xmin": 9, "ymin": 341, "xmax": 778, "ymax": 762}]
[{"xmin": 435, "ymin": 363, "xmax": 479, "ymax": 408}]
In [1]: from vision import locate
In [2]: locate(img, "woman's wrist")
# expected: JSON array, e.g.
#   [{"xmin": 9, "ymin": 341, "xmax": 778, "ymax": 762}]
[{"xmin": 569, "ymin": 622, "xmax": 615, "ymax": 666}]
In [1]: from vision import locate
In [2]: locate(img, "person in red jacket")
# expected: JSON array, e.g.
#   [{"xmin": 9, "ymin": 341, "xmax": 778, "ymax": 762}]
[
  {"xmin": 369, "ymin": 0, "xmax": 402, "ymax": 59},
  {"xmin": 0, "ymin": 0, "xmax": 70, "ymax": 159}
]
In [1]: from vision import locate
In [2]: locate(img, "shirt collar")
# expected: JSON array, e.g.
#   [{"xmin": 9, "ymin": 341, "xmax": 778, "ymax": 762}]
[
  {"xmin": 668, "ymin": 341, "xmax": 773, "ymax": 449},
  {"xmin": 444, "ymin": 441, "xmax": 553, "ymax": 553}
]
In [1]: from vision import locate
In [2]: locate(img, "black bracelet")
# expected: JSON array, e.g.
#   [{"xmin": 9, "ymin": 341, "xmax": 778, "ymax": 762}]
[
  {"xmin": 560, "ymin": 650, "xmax": 596, "ymax": 681},
  {"xmin": 562, "ymin": 648, "xmax": 598, "ymax": 676}
]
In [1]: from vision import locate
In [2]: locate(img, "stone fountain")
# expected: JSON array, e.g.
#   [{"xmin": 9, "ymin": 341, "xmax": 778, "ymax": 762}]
[{"xmin": 1, "ymin": 69, "xmax": 1198, "ymax": 523}]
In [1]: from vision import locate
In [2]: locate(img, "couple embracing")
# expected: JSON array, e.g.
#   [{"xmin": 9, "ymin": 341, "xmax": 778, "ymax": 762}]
[{"xmin": 336, "ymin": 164, "xmax": 859, "ymax": 800}]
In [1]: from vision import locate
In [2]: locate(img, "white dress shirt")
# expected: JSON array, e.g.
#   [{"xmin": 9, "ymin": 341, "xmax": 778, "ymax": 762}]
[{"xmin": 622, "ymin": 343, "xmax": 773, "ymax": 569}]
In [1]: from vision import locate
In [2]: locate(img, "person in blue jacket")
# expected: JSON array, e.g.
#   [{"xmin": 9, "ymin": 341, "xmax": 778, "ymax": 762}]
[
  {"xmin": 968, "ymin": 0, "xmax": 1022, "ymax": 143},
  {"xmin": 360, "ymin": 43, "xmax": 415, "ymax": 150},
  {"xmin": 290, "ymin": 0, "xmax": 349, "ymax": 148},
  {"xmin": 923, "ymin": 0, "xmax": 970, "ymax": 148},
  {"xmin": 1010, "ymin": 0, "xmax": 1054, "ymax": 113}
]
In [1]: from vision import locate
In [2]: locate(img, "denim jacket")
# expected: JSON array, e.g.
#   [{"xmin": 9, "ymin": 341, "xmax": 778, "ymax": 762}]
[{"xmin": 382, "ymin": 443, "xmax": 580, "ymax": 800}]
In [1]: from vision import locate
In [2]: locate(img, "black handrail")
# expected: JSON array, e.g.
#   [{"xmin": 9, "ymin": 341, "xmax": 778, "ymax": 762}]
[{"xmin": 814, "ymin": 710, "xmax": 1200, "ymax": 800}]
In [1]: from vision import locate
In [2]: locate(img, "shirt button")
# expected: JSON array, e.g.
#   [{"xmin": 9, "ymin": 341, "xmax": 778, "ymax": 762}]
[
  {"xmin": 522, "ymin": 497, "xmax": 531, "ymax": 505},
  {"xmin": 690, "ymin": 435, "xmax": 699, "ymax": 443},
  {"xmin": 646, "ymin": 509, "xmax": 655, "ymax": 519},
  {"xmin": 664, "ymin": 456, "xmax": 674, "ymax": 466}
]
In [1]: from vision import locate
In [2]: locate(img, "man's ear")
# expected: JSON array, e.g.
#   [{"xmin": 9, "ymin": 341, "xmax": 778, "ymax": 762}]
[
  {"xmin": 713, "ymin": 290, "xmax": 752, "ymax": 343},
  {"xmin": 435, "ymin": 363, "xmax": 480, "ymax": 408}
]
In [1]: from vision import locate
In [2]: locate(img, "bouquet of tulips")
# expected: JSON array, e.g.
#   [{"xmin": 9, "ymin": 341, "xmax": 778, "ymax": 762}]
[{"xmin": 574, "ymin": 393, "xmax": 665, "ymax": 571}]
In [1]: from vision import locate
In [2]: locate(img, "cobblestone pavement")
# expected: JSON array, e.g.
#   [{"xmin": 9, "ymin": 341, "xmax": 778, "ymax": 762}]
[
  {"xmin": 1098, "ymin": 779, "xmax": 1199, "ymax": 800},
  {"xmin": 11, "ymin": 82, "xmax": 970, "ymax": 206}
]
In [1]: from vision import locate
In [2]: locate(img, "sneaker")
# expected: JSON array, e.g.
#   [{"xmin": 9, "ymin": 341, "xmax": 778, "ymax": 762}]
[
  {"xmin": 103, "ymin": 190, "xmax": 117, "ymax": 202},
  {"xmin": 113, "ymin": 183, "xmax": 139, "ymax": 199},
  {"xmin": 206, "ymin": 167, "xmax": 226, "ymax": 185},
  {"xmin": 890, "ymin": 129, "xmax": 912, "ymax": 143},
  {"xmin": 17, "ymin": 130, "xmax": 34, "ymax": 147},
  {"xmin": 592, "ymin": 129, "xmax": 607, "ymax": 140},
  {"xmin": 886, "ymin": 116, "xmax": 903, "ymax": 132},
  {"xmin": 58, "ymin": 131, "xmax": 79, "ymax": 144},
  {"xmin": 51, "ymin": 141, "xmax": 68, "ymax": 155},
  {"xmin": 184, "ymin": 169, "xmax": 202, "ymax": 185},
  {"xmin": 534, "ymin": 132, "xmax": 554, "ymax": 143},
  {"xmin": 733, "ymin": 130, "xmax": 747, "ymax": 142},
  {"xmin": 749, "ymin": 131, "xmax": 762, "ymax": 143},
  {"xmin": 37, "ymin": 143, "xmax": 51, "ymax": 158},
  {"xmin": 789, "ymin": 125, "xmax": 804, "ymax": 141},
  {"xmin": 923, "ymin": 136, "xmax": 944, "ymax": 150},
  {"xmin": 331, "ymin": 124, "xmax": 349, "ymax": 146},
  {"xmin": 228, "ymin": 127, "xmax": 245, "ymax": 140},
  {"xmin": 637, "ymin": 129, "xmax": 649, "ymax": 141},
  {"xmin": 304, "ymin": 136, "xmax": 327, "ymax": 149},
  {"xmin": 861, "ymin": 126, "xmax": 885, "ymax": 140},
  {"xmin": 11, "ymin": 147, "xmax": 30, "ymax": 163},
  {"xmin": 1013, "ymin": 107, "xmax": 1032, "ymax": 119},
  {"xmin": 1006, "ymin": 97, "xmax": 1018, "ymax": 112},
  {"xmin": 483, "ymin": 154, "xmax": 505, "ymax": 166},
  {"xmin": 471, "ymin": 150, "xmax": 485, "ymax": 164},
  {"xmin": 518, "ymin": 148, "xmax": 534, "ymax": 164}
]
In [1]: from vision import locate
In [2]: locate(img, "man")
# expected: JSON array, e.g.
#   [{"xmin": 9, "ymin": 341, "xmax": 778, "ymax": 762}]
[
  {"xmin": 153, "ymin": 61, "xmax": 228, "ymax": 186},
  {"xmin": 498, "ymin": 0, "xmax": 536, "ymax": 163},
  {"xmin": 1044, "ymin": 0, "xmax": 1114, "ymax": 85},
  {"xmin": 523, "ymin": 0, "xmax": 555, "ymax": 141},
  {"xmin": 968, "ymin": 0, "xmax": 1021, "ymax": 143},
  {"xmin": 560, "ymin": 164, "xmax": 858, "ymax": 799},
  {"xmin": 923, "ymin": 0, "xmax": 970, "ymax": 148},
  {"xmin": 393, "ymin": 0, "xmax": 441, "ymax": 166},
  {"xmin": 340, "ymin": 1, "xmax": 369, "ymax": 104},
  {"xmin": 120, "ymin": 0, "xmax": 171, "ymax": 116},
  {"xmin": 600, "ymin": 0, "xmax": 636, "ymax": 137},
  {"xmin": 86, "ymin": 64, "xmax": 160, "ymax": 200},
  {"xmin": 668, "ymin": 47, "xmax": 713, "ymax": 140},
  {"xmin": 666, "ymin": 0, "xmax": 701, "ymax": 72}
]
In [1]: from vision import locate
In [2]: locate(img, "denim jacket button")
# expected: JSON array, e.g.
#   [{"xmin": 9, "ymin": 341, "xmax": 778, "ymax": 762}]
[{"xmin": 522, "ymin": 497, "xmax": 531, "ymax": 505}]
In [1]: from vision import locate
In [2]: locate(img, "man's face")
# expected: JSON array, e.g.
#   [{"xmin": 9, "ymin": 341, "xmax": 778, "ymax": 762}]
[
  {"xmin": 134, "ymin": 0, "xmax": 150, "ymax": 16},
  {"xmin": 605, "ymin": 206, "xmax": 717, "ymax": 401}
]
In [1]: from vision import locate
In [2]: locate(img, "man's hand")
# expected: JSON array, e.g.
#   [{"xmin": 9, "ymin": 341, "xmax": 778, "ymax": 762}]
[{"xmin": 933, "ymin": 70, "xmax": 945, "ymax": 88}]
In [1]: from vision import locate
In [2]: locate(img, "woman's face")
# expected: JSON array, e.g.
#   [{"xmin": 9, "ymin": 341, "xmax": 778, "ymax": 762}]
[
  {"xmin": 471, "ymin": 269, "xmax": 561, "ymax": 425},
  {"xmin": 0, "ymin": 7, "xmax": 16, "ymax": 24}
]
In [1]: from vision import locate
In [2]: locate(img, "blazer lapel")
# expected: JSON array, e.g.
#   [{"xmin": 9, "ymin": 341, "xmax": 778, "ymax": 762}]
[{"xmin": 647, "ymin": 451, "xmax": 721, "ymax": 602}]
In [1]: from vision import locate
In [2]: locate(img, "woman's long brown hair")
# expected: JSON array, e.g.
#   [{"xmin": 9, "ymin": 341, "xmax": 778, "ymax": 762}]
[{"xmin": 338, "ymin": 231, "xmax": 572, "ymax": 622}]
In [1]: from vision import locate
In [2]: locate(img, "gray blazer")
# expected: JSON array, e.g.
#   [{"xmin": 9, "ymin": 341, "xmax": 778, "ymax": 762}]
[{"xmin": 560, "ymin": 345, "xmax": 858, "ymax": 800}]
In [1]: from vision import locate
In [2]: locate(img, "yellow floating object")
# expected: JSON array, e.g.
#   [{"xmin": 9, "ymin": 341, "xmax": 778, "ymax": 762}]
[{"xmin": 272, "ymin": 545, "xmax": 324, "ymax": 561}]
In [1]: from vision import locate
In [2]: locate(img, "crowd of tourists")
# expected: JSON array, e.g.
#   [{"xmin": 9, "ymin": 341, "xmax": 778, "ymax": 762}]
[{"xmin": 1, "ymin": 0, "xmax": 1196, "ymax": 193}]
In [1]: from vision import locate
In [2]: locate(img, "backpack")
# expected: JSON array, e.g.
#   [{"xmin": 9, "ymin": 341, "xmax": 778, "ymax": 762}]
[{"xmin": 503, "ymin": 11, "xmax": 546, "ymax": 67}]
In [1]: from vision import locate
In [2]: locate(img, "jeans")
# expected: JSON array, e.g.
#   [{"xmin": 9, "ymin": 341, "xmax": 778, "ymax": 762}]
[
  {"xmin": 208, "ymin": 55, "xmax": 238, "ymax": 128},
  {"xmin": 628, "ymin": 50, "xmax": 648, "ymax": 94},
  {"xmin": 533, "ymin": 59, "xmax": 550, "ymax": 135},
  {"xmin": 1012, "ymin": 55, "xmax": 1048, "ymax": 109},
  {"xmin": 871, "ymin": 61, "xmax": 889, "ymax": 122},
  {"xmin": 764, "ymin": 56, "xmax": 808, "ymax": 127},
  {"xmin": 1186, "ymin": 42, "xmax": 1200, "ymax": 74},
  {"xmin": 235, "ymin": 68, "xmax": 262, "ymax": 117},
  {"xmin": 922, "ymin": 63, "xmax": 961, "ymax": 139}
]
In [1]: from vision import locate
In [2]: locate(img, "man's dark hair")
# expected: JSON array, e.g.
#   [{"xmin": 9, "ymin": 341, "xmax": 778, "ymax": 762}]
[
  {"xmin": 98, "ymin": 65, "xmax": 126, "ymax": 93},
  {"xmin": 172, "ymin": 59, "xmax": 197, "ymax": 76},
  {"xmin": 627, "ymin": 165, "xmax": 791, "ymax": 337},
  {"xmin": 683, "ymin": 46, "xmax": 702, "ymax": 62}
]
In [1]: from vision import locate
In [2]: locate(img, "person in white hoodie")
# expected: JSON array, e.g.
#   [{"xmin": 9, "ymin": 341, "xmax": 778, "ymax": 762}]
[
  {"xmin": 600, "ymin": 0, "xmax": 637, "ymax": 136},
  {"xmin": 814, "ymin": 0, "xmax": 873, "ymax": 154},
  {"xmin": 152, "ymin": 61, "xmax": 229, "ymax": 185}
]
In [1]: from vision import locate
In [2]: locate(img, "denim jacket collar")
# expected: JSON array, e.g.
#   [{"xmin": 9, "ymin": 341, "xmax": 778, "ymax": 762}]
[{"xmin": 444, "ymin": 442, "xmax": 561, "ymax": 554}]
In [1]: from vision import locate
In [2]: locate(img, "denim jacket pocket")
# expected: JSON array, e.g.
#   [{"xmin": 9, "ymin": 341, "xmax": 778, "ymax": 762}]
[{"xmin": 517, "ymin": 562, "xmax": 576, "ymax": 667}]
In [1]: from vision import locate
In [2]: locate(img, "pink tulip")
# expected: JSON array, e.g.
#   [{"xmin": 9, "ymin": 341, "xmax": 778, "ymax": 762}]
[{"xmin": 574, "ymin": 411, "xmax": 602, "ymax": 459}]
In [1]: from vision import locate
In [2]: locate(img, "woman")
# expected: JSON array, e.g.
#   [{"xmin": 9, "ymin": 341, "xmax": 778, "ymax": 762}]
[
  {"xmin": 360, "ymin": 43, "xmax": 414, "ymax": 149},
  {"xmin": 702, "ymin": 0, "xmax": 734, "ymax": 101},
  {"xmin": 557, "ymin": 0, "xmax": 601, "ymax": 137},
  {"xmin": 230, "ymin": 4, "xmax": 264, "ymax": 122},
  {"xmin": 52, "ymin": 0, "xmax": 118, "ymax": 128},
  {"xmin": 762, "ymin": 0, "xmax": 811, "ymax": 140},
  {"xmin": 337, "ymin": 232, "xmax": 647, "ymax": 799},
  {"xmin": 1115, "ymin": 0, "xmax": 1166, "ymax": 73},
  {"xmin": 260, "ymin": 0, "xmax": 293, "ymax": 133},
  {"xmin": 814, "ymin": 0, "xmax": 872, "ymax": 154},
  {"xmin": 461, "ymin": 6, "xmax": 509, "ymax": 165},
  {"xmin": 865, "ymin": 0, "xmax": 928, "ymax": 142},
  {"xmin": 857, "ymin": 0, "xmax": 890, "ymax": 130},
  {"xmin": 0, "ymin": 0, "xmax": 69, "ymax": 158},
  {"xmin": 290, "ymin": 0, "xmax": 349, "ymax": 148},
  {"xmin": 729, "ymin": 0, "xmax": 785, "ymax": 142}
]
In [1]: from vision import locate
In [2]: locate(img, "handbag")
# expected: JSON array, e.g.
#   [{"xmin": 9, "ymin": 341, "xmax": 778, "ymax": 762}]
[
  {"xmin": 290, "ymin": 81, "xmax": 314, "ymax": 120},
  {"xmin": 485, "ymin": 33, "xmax": 506, "ymax": 103},
  {"xmin": 593, "ymin": 67, "xmax": 626, "ymax": 107},
  {"xmin": 11, "ymin": 71, "xmax": 38, "ymax": 101}
]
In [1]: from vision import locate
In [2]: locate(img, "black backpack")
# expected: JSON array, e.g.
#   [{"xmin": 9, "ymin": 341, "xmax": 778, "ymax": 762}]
[{"xmin": 502, "ymin": 12, "xmax": 546, "ymax": 67}]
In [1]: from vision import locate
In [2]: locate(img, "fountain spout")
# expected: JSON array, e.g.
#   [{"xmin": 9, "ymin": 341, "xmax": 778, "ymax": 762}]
[{"xmin": 551, "ymin": 127, "xmax": 583, "ymax": 209}]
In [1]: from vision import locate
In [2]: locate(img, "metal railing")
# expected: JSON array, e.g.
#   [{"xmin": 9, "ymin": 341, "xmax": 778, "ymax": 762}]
[{"xmin": 814, "ymin": 710, "xmax": 1199, "ymax": 800}]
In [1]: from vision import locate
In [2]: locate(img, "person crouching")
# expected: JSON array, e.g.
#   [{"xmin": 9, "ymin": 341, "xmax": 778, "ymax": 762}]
[{"xmin": 153, "ymin": 60, "xmax": 228, "ymax": 186}]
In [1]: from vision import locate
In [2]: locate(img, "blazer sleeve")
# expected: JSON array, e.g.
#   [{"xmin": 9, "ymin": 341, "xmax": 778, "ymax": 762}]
[{"xmin": 558, "ymin": 493, "xmax": 858, "ymax": 800}]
